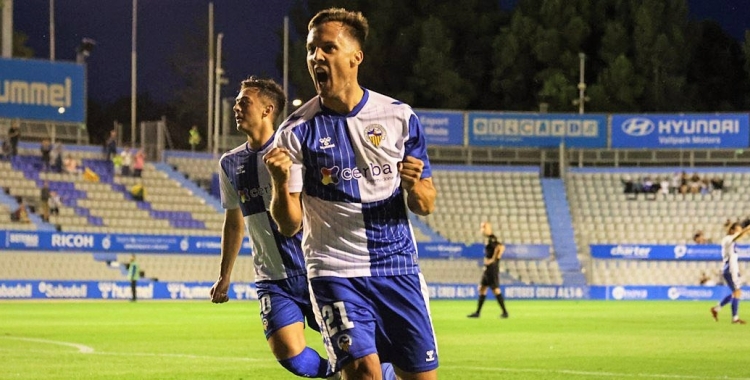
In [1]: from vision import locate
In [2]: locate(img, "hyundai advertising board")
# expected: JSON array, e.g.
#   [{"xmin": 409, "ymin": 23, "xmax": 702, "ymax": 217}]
[
  {"xmin": 611, "ymin": 114, "xmax": 750, "ymax": 149},
  {"xmin": 0, "ymin": 58, "xmax": 85, "ymax": 123},
  {"xmin": 467, "ymin": 112, "xmax": 607, "ymax": 148}
]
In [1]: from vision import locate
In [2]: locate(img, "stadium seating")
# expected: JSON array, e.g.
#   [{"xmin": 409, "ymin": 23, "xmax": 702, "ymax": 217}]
[
  {"xmin": 422, "ymin": 167, "xmax": 552, "ymax": 246},
  {"xmin": 166, "ymin": 155, "xmax": 217, "ymax": 188},
  {"xmin": 567, "ymin": 169, "xmax": 742, "ymax": 250},
  {"xmin": 589, "ymin": 259, "xmax": 750, "ymax": 286},
  {"xmin": 9, "ymin": 144, "xmax": 747, "ymax": 287},
  {"xmin": 115, "ymin": 253, "xmax": 254, "ymax": 283},
  {"xmin": 0, "ymin": 251, "xmax": 122, "ymax": 281},
  {"xmin": 568, "ymin": 168, "xmax": 749, "ymax": 285},
  {"xmin": 1, "ymin": 146, "xmax": 223, "ymax": 235}
]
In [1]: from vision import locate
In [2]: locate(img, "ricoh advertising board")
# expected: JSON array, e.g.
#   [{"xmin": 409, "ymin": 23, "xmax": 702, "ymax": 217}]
[
  {"xmin": 0, "ymin": 58, "xmax": 85, "ymax": 123},
  {"xmin": 611, "ymin": 114, "xmax": 750, "ymax": 149}
]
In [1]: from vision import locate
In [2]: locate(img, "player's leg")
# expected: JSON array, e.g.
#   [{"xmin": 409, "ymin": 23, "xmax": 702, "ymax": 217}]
[
  {"xmin": 269, "ymin": 323, "xmax": 332, "ymax": 378},
  {"xmin": 711, "ymin": 293, "xmax": 732, "ymax": 320},
  {"xmin": 309, "ymin": 277, "xmax": 383, "ymax": 378},
  {"xmin": 259, "ymin": 280, "xmax": 332, "ymax": 378},
  {"xmin": 731, "ymin": 289, "xmax": 744, "ymax": 324},
  {"xmin": 373, "ymin": 274, "xmax": 439, "ymax": 380},
  {"xmin": 491, "ymin": 286, "xmax": 508, "ymax": 317},
  {"xmin": 468, "ymin": 281, "xmax": 489, "ymax": 317}
]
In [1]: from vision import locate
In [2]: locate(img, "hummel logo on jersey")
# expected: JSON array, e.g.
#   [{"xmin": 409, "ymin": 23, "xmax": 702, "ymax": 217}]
[
  {"xmin": 236, "ymin": 165, "xmax": 245, "ymax": 174},
  {"xmin": 320, "ymin": 162, "xmax": 393, "ymax": 185},
  {"xmin": 426, "ymin": 350, "xmax": 436, "ymax": 362},
  {"xmin": 364, "ymin": 124, "xmax": 386, "ymax": 148},
  {"xmin": 319, "ymin": 136, "xmax": 336, "ymax": 150}
]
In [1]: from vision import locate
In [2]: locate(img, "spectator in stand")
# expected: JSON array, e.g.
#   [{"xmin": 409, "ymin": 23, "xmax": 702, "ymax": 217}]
[
  {"xmin": 711, "ymin": 176, "xmax": 724, "ymax": 193},
  {"xmin": 189, "ymin": 125, "xmax": 201, "ymax": 153},
  {"xmin": 700, "ymin": 271, "xmax": 717, "ymax": 286},
  {"xmin": 133, "ymin": 148, "xmax": 145, "ymax": 177},
  {"xmin": 63, "ymin": 154, "xmax": 81, "ymax": 174},
  {"xmin": 104, "ymin": 130, "xmax": 117, "ymax": 160},
  {"xmin": 641, "ymin": 176, "xmax": 658, "ymax": 200},
  {"xmin": 112, "ymin": 152, "xmax": 123, "ymax": 176},
  {"xmin": 689, "ymin": 172, "xmax": 702, "ymax": 194},
  {"xmin": 48, "ymin": 191, "xmax": 61, "ymax": 216},
  {"xmin": 120, "ymin": 145, "xmax": 133, "ymax": 177},
  {"xmin": 0, "ymin": 139, "xmax": 9, "ymax": 161},
  {"xmin": 52, "ymin": 144, "xmax": 64, "ymax": 173},
  {"xmin": 670, "ymin": 172, "xmax": 681, "ymax": 194},
  {"xmin": 10, "ymin": 197, "xmax": 30, "ymax": 223},
  {"xmin": 693, "ymin": 230, "xmax": 710, "ymax": 244},
  {"xmin": 40, "ymin": 180, "xmax": 51, "ymax": 222},
  {"xmin": 7, "ymin": 120, "xmax": 20, "ymax": 158},
  {"xmin": 679, "ymin": 171, "xmax": 690, "ymax": 194},
  {"xmin": 40, "ymin": 139, "xmax": 52, "ymax": 171},
  {"xmin": 659, "ymin": 176, "xmax": 670, "ymax": 198},
  {"xmin": 131, "ymin": 181, "xmax": 145, "ymax": 201},
  {"xmin": 622, "ymin": 175, "xmax": 637, "ymax": 199}
]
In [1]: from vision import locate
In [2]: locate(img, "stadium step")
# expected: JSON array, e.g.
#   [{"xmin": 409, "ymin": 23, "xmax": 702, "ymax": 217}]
[{"xmin": 541, "ymin": 178, "xmax": 586, "ymax": 285}]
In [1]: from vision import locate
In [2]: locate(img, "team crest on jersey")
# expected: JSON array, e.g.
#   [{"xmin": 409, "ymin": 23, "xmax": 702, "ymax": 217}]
[
  {"xmin": 337, "ymin": 334, "xmax": 352, "ymax": 352},
  {"xmin": 321, "ymin": 166, "xmax": 340, "ymax": 185},
  {"xmin": 364, "ymin": 125, "xmax": 386, "ymax": 147}
]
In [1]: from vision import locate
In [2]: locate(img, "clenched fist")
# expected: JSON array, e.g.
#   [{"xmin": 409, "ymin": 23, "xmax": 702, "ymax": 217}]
[
  {"xmin": 398, "ymin": 155, "xmax": 424, "ymax": 191},
  {"xmin": 263, "ymin": 147, "xmax": 293, "ymax": 185}
]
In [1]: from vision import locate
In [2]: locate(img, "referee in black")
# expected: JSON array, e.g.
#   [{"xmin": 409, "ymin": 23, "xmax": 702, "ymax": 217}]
[{"xmin": 468, "ymin": 222, "xmax": 509, "ymax": 318}]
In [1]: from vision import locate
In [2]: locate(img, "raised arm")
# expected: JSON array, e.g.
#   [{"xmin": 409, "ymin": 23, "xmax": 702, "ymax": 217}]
[{"xmin": 732, "ymin": 225, "xmax": 750, "ymax": 242}]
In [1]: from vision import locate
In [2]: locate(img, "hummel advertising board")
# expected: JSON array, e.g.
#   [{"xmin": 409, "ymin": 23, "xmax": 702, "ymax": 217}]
[
  {"xmin": 611, "ymin": 114, "xmax": 750, "ymax": 149},
  {"xmin": 0, "ymin": 58, "xmax": 85, "ymax": 123}
]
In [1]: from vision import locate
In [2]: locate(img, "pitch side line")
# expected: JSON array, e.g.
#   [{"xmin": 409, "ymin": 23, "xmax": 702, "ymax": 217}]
[
  {"xmin": 452, "ymin": 365, "xmax": 750, "ymax": 380},
  {"xmin": 0, "ymin": 337, "xmax": 273, "ymax": 363},
  {"xmin": 90, "ymin": 351, "xmax": 273, "ymax": 362},
  {"xmin": 4, "ymin": 338, "xmax": 746, "ymax": 379},
  {"xmin": 1, "ymin": 336, "xmax": 94, "ymax": 354}
]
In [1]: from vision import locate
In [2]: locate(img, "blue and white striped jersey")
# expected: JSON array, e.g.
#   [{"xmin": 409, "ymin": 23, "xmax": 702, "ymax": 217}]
[
  {"xmin": 721, "ymin": 233, "xmax": 741, "ymax": 284},
  {"xmin": 273, "ymin": 89, "xmax": 432, "ymax": 278},
  {"xmin": 219, "ymin": 138, "xmax": 306, "ymax": 282}
]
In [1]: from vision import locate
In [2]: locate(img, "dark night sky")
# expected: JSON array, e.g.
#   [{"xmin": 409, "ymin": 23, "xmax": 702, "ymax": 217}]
[
  {"xmin": 14, "ymin": 0, "xmax": 296, "ymax": 104},
  {"xmin": 12, "ymin": 0, "xmax": 750, "ymax": 106}
]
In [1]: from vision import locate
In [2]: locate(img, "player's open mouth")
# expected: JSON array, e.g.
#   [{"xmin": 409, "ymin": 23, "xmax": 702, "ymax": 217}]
[{"xmin": 315, "ymin": 69, "xmax": 329, "ymax": 86}]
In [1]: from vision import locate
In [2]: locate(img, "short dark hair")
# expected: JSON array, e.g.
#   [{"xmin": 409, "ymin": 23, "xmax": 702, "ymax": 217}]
[
  {"xmin": 308, "ymin": 8, "xmax": 369, "ymax": 48},
  {"xmin": 240, "ymin": 76, "xmax": 287, "ymax": 121}
]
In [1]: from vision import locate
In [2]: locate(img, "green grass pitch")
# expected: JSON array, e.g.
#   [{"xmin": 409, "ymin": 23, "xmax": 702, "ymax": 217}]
[{"xmin": 1, "ymin": 300, "xmax": 749, "ymax": 379}]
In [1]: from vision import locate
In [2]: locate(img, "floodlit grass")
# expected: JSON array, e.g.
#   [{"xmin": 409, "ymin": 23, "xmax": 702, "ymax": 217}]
[{"xmin": 1, "ymin": 300, "xmax": 749, "ymax": 379}]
